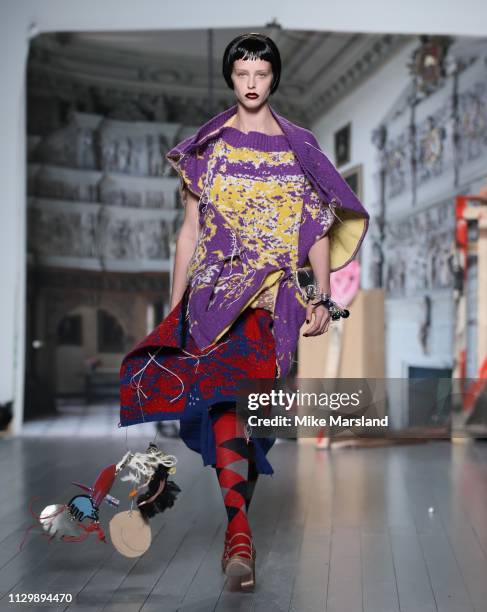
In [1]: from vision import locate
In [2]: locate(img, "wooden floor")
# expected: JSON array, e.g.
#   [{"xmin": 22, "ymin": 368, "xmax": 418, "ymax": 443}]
[{"xmin": 1, "ymin": 427, "xmax": 487, "ymax": 611}]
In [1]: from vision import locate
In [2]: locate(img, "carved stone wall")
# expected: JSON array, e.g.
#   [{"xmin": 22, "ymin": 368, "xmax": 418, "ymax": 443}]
[
  {"xmin": 27, "ymin": 205, "xmax": 175, "ymax": 262},
  {"xmin": 384, "ymin": 199, "xmax": 455, "ymax": 298},
  {"xmin": 26, "ymin": 98, "xmax": 189, "ymax": 399},
  {"xmin": 371, "ymin": 37, "xmax": 487, "ymax": 296},
  {"xmin": 27, "ymin": 110, "xmax": 188, "ymax": 271},
  {"xmin": 370, "ymin": 36, "xmax": 487, "ymax": 384}
]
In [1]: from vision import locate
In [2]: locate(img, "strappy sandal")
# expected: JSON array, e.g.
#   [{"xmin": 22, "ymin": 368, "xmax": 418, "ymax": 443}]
[
  {"xmin": 221, "ymin": 532, "xmax": 256, "ymax": 591},
  {"xmin": 221, "ymin": 530, "xmax": 257, "ymax": 571}
]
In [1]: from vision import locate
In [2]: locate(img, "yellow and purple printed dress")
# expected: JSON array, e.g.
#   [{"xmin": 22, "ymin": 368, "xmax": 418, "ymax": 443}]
[{"xmin": 179, "ymin": 117, "xmax": 334, "ymax": 327}]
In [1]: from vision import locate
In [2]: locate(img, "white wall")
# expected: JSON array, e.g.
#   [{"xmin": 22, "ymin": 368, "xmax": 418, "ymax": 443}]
[
  {"xmin": 2, "ymin": 2, "xmax": 487, "ymax": 434},
  {"xmin": 311, "ymin": 39, "xmax": 418, "ymax": 291}
]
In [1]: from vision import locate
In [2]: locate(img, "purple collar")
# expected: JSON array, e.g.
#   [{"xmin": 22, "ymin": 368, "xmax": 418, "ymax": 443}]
[{"xmin": 167, "ymin": 103, "xmax": 370, "ymax": 220}]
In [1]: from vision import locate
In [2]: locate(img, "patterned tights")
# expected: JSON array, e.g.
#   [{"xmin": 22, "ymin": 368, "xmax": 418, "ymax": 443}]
[{"xmin": 210, "ymin": 402, "xmax": 258, "ymax": 554}]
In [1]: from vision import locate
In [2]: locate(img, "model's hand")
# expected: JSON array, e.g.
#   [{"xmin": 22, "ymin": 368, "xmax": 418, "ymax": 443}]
[{"xmin": 303, "ymin": 303, "xmax": 331, "ymax": 337}]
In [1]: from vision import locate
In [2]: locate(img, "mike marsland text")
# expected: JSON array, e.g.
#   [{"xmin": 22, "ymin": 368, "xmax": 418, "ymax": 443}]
[{"xmin": 247, "ymin": 415, "xmax": 389, "ymax": 427}]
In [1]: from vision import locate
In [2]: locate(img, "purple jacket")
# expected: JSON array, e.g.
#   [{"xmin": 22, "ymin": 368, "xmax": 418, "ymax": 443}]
[{"xmin": 166, "ymin": 104, "xmax": 369, "ymax": 377}]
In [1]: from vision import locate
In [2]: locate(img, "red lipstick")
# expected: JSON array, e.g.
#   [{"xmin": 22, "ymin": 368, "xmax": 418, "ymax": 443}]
[{"xmin": 245, "ymin": 93, "xmax": 258, "ymax": 99}]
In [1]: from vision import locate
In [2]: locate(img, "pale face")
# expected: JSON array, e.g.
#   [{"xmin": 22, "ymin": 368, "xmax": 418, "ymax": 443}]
[{"xmin": 231, "ymin": 58, "xmax": 274, "ymax": 108}]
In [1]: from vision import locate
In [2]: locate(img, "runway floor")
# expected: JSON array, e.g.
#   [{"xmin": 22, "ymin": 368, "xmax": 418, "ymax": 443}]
[{"xmin": 1, "ymin": 405, "xmax": 487, "ymax": 611}]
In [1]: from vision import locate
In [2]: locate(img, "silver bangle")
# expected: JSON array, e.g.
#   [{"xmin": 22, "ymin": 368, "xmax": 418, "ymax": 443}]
[{"xmin": 304, "ymin": 283, "xmax": 331, "ymax": 303}]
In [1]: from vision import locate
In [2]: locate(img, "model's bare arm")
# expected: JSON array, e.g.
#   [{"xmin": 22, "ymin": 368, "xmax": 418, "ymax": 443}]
[
  {"xmin": 170, "ymin": 188, "xmax": 200, "ymax": 310},
  {"xmin": 303, "ymin": 234, "xmax": 331, "ymax": 336}
]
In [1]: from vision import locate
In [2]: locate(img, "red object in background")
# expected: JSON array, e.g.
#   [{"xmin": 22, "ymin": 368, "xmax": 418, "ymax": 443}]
[
  {"xmin": 462, "ymin": 358, "xmax": 487, "ymax": 413},
  {"xmin": 454, "ymin": 195, "xmax": 487, "ymax": 417},
  {"xmin": 455, "ymin": 218, "xmax": 468, "ymax": 250}
]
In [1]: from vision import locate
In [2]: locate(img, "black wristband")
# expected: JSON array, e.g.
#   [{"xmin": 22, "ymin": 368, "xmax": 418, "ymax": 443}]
[{"xmin": 312, "ymin": 298, "xmax": 350, "ymax": 320}]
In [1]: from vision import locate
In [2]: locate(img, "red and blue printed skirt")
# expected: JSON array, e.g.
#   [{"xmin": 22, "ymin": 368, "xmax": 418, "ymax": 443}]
[{"xmin": 119, "ymin": 286, "xmax": 277, "ymax": 475}]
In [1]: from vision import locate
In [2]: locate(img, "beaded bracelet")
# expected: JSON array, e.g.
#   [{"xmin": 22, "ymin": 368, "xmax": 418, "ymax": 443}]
[
  {"xmin": 304, "ymin": 284, "xmax": 350, "ymax": 321},
  {"xmin": 304, "ymin": 283, "xmax": 329, "ymax": 302}
]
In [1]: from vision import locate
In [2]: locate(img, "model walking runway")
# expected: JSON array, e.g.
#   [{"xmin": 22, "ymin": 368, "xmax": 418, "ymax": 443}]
[{"xmin": 119, "ymin": 31, "xmax": 369, "ymax": 591}]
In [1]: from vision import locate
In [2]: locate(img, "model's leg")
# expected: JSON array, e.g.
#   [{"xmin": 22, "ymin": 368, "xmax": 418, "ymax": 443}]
[
  {"xmin": 245, "ymin": 440, "xmax": 259, "ymax": 513},
  {"xmin": 210, "ymin": 404, "xmax": 253, "ymax": 559},
  {"xmin": 209, "ymin": 402, "xmax": 259, "ymax": 513}
]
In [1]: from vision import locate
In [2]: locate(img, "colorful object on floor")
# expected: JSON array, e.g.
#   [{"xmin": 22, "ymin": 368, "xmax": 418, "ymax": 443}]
[
  {"xmin": 109, "ymin": 510, "xmax": 152, "ymax": 558},
  {"xmin": 19, "ymin": 443, "xmax": 181, "ymax": 556},
  {"xmin": 117, "ymin": 443, "xmax": 182, "ymax": 523},
  {"xmin": 67, "ymin": 494, "xmax": 99, "ymax": 522},
  {"xmin": 137, "ymin": 463, "xmax": 181, "ymax": 520},
  {"xmin": 29, "ymin": 500, "xmax": 107, "ymax": 546},
  {"xmin": 38, "ymin": 504, "xmax": 84, "ymax": 540},
  {"xmin": 71, "ymin": 481, "xmax": 120, "ymax": 508}
]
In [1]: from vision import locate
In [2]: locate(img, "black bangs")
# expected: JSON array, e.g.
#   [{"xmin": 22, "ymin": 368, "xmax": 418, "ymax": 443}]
[{"xmin": 222, "ymin": 33, "xmax": 282, "ymax": 95}]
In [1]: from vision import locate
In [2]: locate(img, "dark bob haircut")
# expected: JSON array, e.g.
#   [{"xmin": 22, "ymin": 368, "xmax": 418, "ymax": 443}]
[{"xmin": 222, "ymin": 33, "xmax": 281, "ymax": 95}]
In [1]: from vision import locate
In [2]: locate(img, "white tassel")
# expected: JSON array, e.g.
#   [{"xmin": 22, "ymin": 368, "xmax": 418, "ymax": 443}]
[{"xmin": 118, "ymin": 449, "xmax": 178, "ymax": 491}]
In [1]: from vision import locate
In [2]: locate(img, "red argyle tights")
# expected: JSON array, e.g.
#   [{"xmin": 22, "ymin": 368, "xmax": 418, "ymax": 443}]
[{"xmin": 210, "ymin": 402, "xmax": 258, "ymax": 554}]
